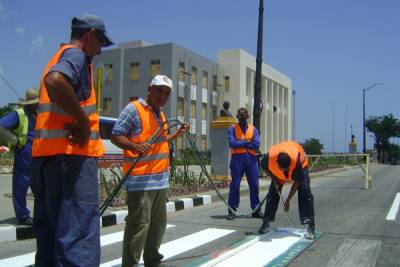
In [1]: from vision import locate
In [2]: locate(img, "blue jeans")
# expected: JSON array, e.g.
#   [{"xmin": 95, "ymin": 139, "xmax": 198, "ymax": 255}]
[{"xmin": 31, "ymin": 155, "xmax": 100, "ymax": 267}]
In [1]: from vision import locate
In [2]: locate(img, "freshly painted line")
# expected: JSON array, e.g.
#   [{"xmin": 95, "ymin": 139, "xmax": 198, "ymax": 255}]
[
  {"xmin": 199, "ymin": 228, "xmax": 306, "ymax": 267},
  {"xmin": 0, "ymin": 224, "xmax": 175, "ymax": 266},
  {"xmin": 100, "ymin": 228, "xmax": 235, "ymax": 267},
  {"xmin": 326, "ymin": 239, "xmax": 382, "ymax": 267},
  {"xmin": 386, "ymin": 193, "xmax": 400, "ymax": 220}
]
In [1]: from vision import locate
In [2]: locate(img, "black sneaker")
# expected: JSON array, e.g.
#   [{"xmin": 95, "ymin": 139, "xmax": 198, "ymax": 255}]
[
  {"xmin": 251, "ymin": 210, "xmax": 264, "ymax": 219},
  {"xmin": 305, "ymin": 222, "xmax": 316, "ymax": 240},
  {"xmin": 227, "ymin": 208, "xmax": 236, "ymax": 220},
  {"xmin": 18, "ymin": 216, "xmax": 33, "ymax": 226},
  {"xmin": 258, "ymin": 221, "xmax": 271, "ymax": 234}
]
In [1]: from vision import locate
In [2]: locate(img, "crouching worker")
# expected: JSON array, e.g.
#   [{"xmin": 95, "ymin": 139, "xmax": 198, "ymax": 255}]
[
  {"xmin": 111, "ymin": 75, "xmax": 189, "ymax": 267},
  {"xmin": 258, "ymin": 141, "xmax": 316, "ymax": 240}
]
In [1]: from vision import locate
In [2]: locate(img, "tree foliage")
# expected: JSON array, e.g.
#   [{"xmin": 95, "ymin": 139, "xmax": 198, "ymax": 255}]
[
  {"xmin": 366, "ymin": 114, "xmax": 400, "ymax": 163},
  {"xmin": 302, "ymin": 138, "xmax": 324, "ymax": 155}
]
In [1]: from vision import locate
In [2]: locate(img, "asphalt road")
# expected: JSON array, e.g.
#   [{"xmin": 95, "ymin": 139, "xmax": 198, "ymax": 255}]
[{"xmin": 0, "ymin": 164, "xmax": 399, "ymax": 267}]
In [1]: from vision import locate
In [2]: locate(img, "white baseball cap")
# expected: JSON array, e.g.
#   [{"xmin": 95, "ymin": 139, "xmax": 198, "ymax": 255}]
[{"xmin": 150, "ymin": 75, "xmax": 174, "ymax": 91}]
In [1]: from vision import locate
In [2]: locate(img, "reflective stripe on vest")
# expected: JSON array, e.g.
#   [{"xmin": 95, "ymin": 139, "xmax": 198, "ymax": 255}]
[
  {"xmin": 123, "ymin": 101, "xmax": 169, "ymax": 176},
  {"xmin": 268, "ymin": 141, "xmax": 308, "ymax": 184},
  {"xmin": 13, "ymin": 108, "xmax": 28, "ymax": 148},
  {"xmin": 32, "ymin": 44, "xmax": 105, "ymax": 157},
  {"xmin": 37, "ymin": 103, "xmax": 97, "ymax": 116},
  {"xmin": 231, "ymin": 123, "xmax": 257, "ymax": 156}
]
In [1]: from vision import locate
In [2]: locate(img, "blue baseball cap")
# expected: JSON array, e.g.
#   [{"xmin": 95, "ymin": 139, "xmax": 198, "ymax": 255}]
[{"xmin": 71, "ymin": 14, "xmax": 114, "ymax": 47}]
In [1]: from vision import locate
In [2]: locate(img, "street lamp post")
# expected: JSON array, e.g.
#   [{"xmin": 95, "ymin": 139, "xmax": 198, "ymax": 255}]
[{"xmin": 362, "ymin": 82, "xmax": 384, "ymax": 153}]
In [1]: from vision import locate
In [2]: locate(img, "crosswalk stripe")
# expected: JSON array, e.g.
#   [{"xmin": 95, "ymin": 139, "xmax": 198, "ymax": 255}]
[
  {"xmin": 386, "ymin": 192, "xmax": 400, "ymax": 220},
  {"xmin": 197, "ymin": 228, "xmax": 308, "ymax": 267},
  {"xmin": 100, "ymin": 228, "xmax": 236, "ymax": 267},
  {"xmin": 326, "ymin": 239, "xmax": 382, "ymax": 267},
  {"xmin": 0, "ymin": 224, "xmax": 175, "ymax": 266}
]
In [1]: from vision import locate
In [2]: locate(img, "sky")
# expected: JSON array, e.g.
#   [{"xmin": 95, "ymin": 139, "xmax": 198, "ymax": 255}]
[{"xmin": 0, "ymin": 0, "xmax": 399, "ymax": 152}]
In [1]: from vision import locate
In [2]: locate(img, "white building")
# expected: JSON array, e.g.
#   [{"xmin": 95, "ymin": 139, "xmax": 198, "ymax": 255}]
[{"xmin": 217, "ymin": 49, "xmax": 293, "ymax": 153}]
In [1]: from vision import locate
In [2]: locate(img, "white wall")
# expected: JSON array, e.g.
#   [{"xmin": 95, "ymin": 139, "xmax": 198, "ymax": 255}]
[{"xmin": 217, "ymin": 49, "xmax": 293, "ymax": 153}]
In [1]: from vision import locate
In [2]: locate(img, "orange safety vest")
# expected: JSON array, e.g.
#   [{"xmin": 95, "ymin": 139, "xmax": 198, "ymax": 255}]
[
  {"xmin": 268, "ymin": 141, "xmax": 308, "ymax": 184},
  {"xmin": 231, "ymin": 123, "xmax": 257, "ymax": 156},
  {"xmin": 32, "ymin": 44, "xmax": 104, "ymax": 157},
  {"xmin": 123, "ymin": 101, "xmax": 170, "ymax": 176}
]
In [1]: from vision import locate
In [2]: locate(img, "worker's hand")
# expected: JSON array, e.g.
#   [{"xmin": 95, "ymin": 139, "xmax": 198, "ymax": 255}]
[
  {"xmin": 176, "ymin": 123, "xmax": 190, "ymax": 137},
  {"xmin": 284, "ymin": 199, "xmax": 290, "ymax": 212},
  {"xmin": 133, "ymin": 142, "xmax": 152, "ymax": 154},
  {"xmin": 65, "ymin": 116, "xmax": 91, "ymax": 147},
  {"xmin": 0, "ymin": 146, "xmax": 9, "ymax": 154}
]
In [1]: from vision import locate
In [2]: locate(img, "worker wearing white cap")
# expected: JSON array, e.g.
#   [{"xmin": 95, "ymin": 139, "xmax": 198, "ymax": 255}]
[{"xmin": 111, "ymin": 75, "xmax": 190, "ymax": 267}]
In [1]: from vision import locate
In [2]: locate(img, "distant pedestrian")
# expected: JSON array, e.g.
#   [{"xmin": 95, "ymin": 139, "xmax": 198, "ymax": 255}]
[
  {"xmin": 0, "ymin": 88, "xmax": 39, "ymax": 225},
  {"xmin": 258, "ymin": 141, "xmax": 316, "ymax": 240},
  {"xmin": 30, "ymin": 14, "xmax": 113, "ymax": 266},
  {"xmin": 111, "ymin": 75, "xmax": 189, "ymax": 267},
  {"xmin": 227, "ymin": 107, "xmax": 263, "ymax": 220}
]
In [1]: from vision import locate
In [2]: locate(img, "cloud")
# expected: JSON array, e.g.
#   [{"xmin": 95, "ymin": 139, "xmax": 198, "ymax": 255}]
[
  {"xmin": 31, "ymin": 36, "xmax": 45, "ymax": 54},
  {"xmin": 15, "ymin": 27, "xmax": 25, "ymax": 35}
]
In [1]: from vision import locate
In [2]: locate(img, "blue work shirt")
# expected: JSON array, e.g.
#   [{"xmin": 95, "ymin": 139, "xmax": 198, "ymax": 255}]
[
  {"xmin": 0, "ymin": 107, "xmax": 36, "ymax": 166},
  {"xmin": 228, "ymin": 123, "xmax": 260, "ymax": 152},
  {"xmin": 48, "ymin": 47, "xmax": 92, "ymax": 101}
]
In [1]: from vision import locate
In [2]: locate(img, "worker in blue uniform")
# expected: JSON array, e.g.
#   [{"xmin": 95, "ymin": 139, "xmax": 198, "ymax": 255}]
[
  {"xmin": 0, "ymin": 88, "xmax": 39, "ymax": 225},
  {"xmin": 227, "ymin": 107, "xmax": 263, "ymax": 220}
]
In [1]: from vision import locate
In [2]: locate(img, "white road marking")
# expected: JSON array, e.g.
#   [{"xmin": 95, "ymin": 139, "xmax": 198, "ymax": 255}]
[
  {"xmin": 100, "ymin": 228, "xmax": 235, "ymax": 267},
  {"xmin": 200, "ymin": 228, "xmax": 307, "ymax": 267},
  {"xmin": 386, "ymin": 193, "xmax": 400, "ymax": 220},
  {"xmin": 327, "ymin": 239, "xmax": 382, "ymax": 267},
  {"xmin": 0, "ymin": 224, "xmax": 175, "ymax": 266}
]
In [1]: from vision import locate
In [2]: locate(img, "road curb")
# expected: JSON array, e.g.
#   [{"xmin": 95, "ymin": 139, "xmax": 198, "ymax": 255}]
[{"xmin": 0, "ymin": 195, "xmax": 212, "ymax": 242}]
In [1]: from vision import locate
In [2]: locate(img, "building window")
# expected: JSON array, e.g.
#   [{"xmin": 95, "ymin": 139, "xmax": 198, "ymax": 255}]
[
  {"xmin": 150, "ymin": 60, "xmax": 160, "ymax": 77},
  {"xmin": 202, "ymin": 71, "xmax": 208, "ymax": 89},
  {"xmin": 177, "ymin": 98, "xmax": 184, "ymax": 117},
  {"xmin": 190, "ymin": 101, "xmax": 196, "ymax": 118},
  {"xmin": 102, "ymin": 97, "xmax": 112, "ymax": 115},
  {"xmin": 191, "ymin": 67, "xmax": 197, "ymax": 85},
  {"xmin": 224, "ymin": 76, "xmax": 230, "ymax": 91},
  {"xmin": 179, "ymin": 62, "xmax": 185, "ymax": 81},
  {"xmin": 212, "ymin": 75, "xmax": 218, "ymax": 91},
  {"xmin": 130, "ymin": 62, "xmax": 140, "ymax": 80},
  {"xmin": 202, "ymin": 103, "xmax": 207, "ymax": 120},
  {"xmin": 105, "ymin": 64, "xmax": 113, "ymax": 81},
  {"xmin": 201, "ymin": 136, "xmax": 206, "ymax": 151}
]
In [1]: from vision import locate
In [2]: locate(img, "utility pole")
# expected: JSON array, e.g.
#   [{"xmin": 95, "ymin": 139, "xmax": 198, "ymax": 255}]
[{"xmin": 252, "ymin": 0, "xmax": 264, "ymax": 133}]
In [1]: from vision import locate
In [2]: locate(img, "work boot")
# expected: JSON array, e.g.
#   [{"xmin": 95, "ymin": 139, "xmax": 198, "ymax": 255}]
[
  {"xmin": 258, "ymin": 221, "xmax": 271, "ymax": 234},
  {"xmin": 251, "ymin": 210, "xmax": 264, "ymax": 219},
  {"xmin": 227, "ymin": 208, "xmax": 236, "ymax": 220},
  {"xmin": 18, "ymin": 216, "xmax": 33, "ymax": 226},
  {"xmin": 305, "ymin": 222, "xmax": 316, "ymax": 240}
]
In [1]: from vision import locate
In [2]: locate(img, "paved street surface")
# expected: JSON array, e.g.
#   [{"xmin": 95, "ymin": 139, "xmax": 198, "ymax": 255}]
[{"xmin": 0, "ymin": 164, "xmax": 399, "ymax": 266}]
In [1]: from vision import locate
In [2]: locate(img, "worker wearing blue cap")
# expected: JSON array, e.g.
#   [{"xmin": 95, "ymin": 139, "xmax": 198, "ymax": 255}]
[{"xmin": 31, "ymin": 14, "xmax": 113, "ymax": 266}]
